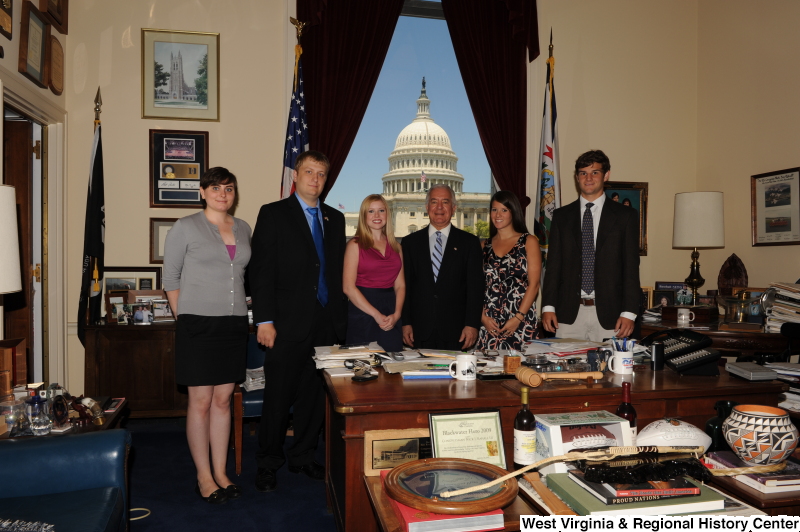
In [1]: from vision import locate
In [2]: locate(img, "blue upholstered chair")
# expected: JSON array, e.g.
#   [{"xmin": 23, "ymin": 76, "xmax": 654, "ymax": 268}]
[
  {"xmin": 232, "ymin": 333, "xmax": 265, "ymax": 475},
  {"xmin": 0, "ymin": 429, "xmax": 131, "ymax": 532}
]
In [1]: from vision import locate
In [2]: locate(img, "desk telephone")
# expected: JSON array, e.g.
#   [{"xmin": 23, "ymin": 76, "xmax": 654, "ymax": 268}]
[{"xmin": 639, "ymin": 328, "xmax": 721, "ymax": 376}]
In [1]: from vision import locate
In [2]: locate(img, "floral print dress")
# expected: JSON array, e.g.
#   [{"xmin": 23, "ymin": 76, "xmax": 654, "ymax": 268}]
[{"xmin": 477, "ymin": 234, "xmax": 538, "ymax": 351}]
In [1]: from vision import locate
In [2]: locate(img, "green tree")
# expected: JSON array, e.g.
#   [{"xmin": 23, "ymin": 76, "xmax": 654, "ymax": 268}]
[
  {"xmin": 195, "ymin": 54, "xmax": 208, "ymax": 106},
  {"xmin": 463, "ymin": 220, "xmax": 489, "ymax": 238},
  {"xmin": 154, "ymin": 61, "xmax": 169, "ymax": 92}
]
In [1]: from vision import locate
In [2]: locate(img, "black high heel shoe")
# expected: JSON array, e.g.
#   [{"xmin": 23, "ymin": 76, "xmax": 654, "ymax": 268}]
[{"xmin": 195, "ymin": 482, "xmax": 228, "ymax": 504}]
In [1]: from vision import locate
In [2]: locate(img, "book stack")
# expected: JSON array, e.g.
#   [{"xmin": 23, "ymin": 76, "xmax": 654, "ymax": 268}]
[
  {"xmin": 242, "ymin": 366, "xmax": 264, "ymax": 391},
  {"xmin": 765, "ymin": 282, "xmax": 800, "ymax": 333},
  {"xmin": 764, "ymin": 362, "xmax": 800, "ymax": 410},
  {"xmin": 545, "ymin": 473, "xmax": 726, "ymax": 515},
  {"xmin": 312, "ymin": 342, "xmax": 383, "ymax": 369},
  {"xmin": 705, "ymin": 451, "xmax": 800, "ymax": 494},
  {"xmin": 379, "ymin": 471, "xmax": 504, "ymax": 532}
]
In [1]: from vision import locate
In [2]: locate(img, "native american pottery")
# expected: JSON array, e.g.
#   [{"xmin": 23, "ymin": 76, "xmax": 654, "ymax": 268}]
[
  {"xmin": 722, "ymin": 404, "xmax": 799, "ymax": 465},
  {"xmin": 705, "ymin": 400, "xmax": 737, "ymax": 454}
]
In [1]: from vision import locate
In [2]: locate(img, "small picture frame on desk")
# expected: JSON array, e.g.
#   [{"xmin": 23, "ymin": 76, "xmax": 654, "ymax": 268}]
[
  {"xmin": 653, "ymin": 290, "xmax": 675, "ymax": 308},
  {"xmin": 363, "ymin": 428, "xmax": 431, "ymax": 477},
  {"xmin": 103, "ymin": 267, "xmax": 162, "ymax": 319},
  {"xmin": 428, "ymin": 411, "xmax": 506, "ymax": 469},
  {"xmin": 640, "ymin": 286, "xmax": 653, "ymax": 310}
]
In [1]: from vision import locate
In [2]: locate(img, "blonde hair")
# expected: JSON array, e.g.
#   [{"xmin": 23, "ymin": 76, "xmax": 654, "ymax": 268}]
[{"xmin": 355, "ymin": 194, "xmax": 400, "ymax": 253}]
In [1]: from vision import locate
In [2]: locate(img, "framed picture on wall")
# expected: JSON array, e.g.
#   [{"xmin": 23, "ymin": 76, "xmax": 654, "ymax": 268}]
[
  {"xmin": 18, "ymin": 1, "xmax": 50, "ymax": 88},
  {"xmin": 150, "ymin": 218, "xmax": 178, "ymax": 263},
  {"xmin": 38, "ymin": 0, "xmax": 68, "ymax": 34},
  {"xmin": 751, "ymin": 168, "xmax": 800, "ymax": 246},
  {"xmin": 141, "ymin": 28, "xmax": 220, "ymax": 121},
  {"xmin": 149, "ymin": 130, "xmax": 208, "ymax": 208},
  {"xmin": 603, "ymin": 181, "xmax": 648, "ymax": 256},
  {"xmin": 0, "ymin": 0, "xmax": 13, "ymax": 40}
]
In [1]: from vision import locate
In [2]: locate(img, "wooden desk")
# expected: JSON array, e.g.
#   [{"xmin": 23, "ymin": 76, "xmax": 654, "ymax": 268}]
[
  {"xmin": 640, "ymin": 319, "xmax": 786, "ymax": 358},
  {"xmin": 710, "ymin": 475, "xmax": 800, "ymax": 516},
  {"xmin": 324, "ymin": 366, "xmax": 787, "ymax": 532},
  {"xmin": 363, "ymin": 475, "xmax": 536, "ymax": 532}
]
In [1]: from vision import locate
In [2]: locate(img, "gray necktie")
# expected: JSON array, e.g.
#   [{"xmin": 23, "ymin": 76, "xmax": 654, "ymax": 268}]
[
  {"xmin": 432, "ymin": 231, "xmax": 443, "ymax": 282},
  {"xmin": 581, "ymin": 203, "xmax": 595, "ymax": 294}
]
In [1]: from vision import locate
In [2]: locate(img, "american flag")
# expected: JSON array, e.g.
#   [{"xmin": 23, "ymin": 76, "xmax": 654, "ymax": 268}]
[
  {"xmin": 534, "ymin": 47, "xmax": 561, "ymax": 283},
  {"xmin": 338, "ymin": 203, "xmax": 345, "ymax": 210},
  {"xmin": 420, "ymin": 171, "xmax": 427, "ymax": 183},
  {"xmin": 281, "ymin": 47, "xmax": 309, "ymax": 199}
]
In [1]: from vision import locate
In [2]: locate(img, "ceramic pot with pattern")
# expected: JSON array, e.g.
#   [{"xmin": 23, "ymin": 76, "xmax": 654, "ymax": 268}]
[{"xmin": 722, "ymin": 404, "xmax": 799, "ymax": 465}]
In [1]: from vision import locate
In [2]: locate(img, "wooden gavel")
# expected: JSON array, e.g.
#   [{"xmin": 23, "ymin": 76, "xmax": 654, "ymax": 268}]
[{"xmin": 515, "ymin": 366, "xmax": 603, "ymax": 387}]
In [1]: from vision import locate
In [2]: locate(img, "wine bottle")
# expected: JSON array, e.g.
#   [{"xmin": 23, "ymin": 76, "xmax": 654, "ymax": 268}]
[
  {"xmin": 513, "ymin": 386, "xmax": 536, "ymax": 470},
  {"xmin": 616, "ymin": 381, "xmax": 637, "ymax": 445}
]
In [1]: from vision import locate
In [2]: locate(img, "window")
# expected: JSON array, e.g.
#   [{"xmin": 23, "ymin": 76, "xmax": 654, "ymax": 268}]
[{"xmin": 410, "ymin": 212, "xmax": 416, "ymax": 217}]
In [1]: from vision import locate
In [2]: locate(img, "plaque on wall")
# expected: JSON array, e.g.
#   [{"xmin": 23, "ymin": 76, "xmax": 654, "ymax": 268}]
[
  {"xmin": 18, "ymin": 1, "xmax": 50, "ymax": 88},
  {"xmin": 48, "ymin": 35, "xmax": 63, "ymax": 95},
  {"xmin": 39, "ymin": 0, "xmax": 67, "ymax": 35},
  {"xmin": 0, "ymin": 0, "xmax": 12, "ymax": 40}
]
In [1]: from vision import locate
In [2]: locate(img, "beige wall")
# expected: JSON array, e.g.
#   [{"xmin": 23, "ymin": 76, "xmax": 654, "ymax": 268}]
[
  {"xmin": 63, "ymin": 0, "xmax": 292, "ymax": 390},
  {"xmin": 2, "ymin": 1, "xmax": 798, "ymax": 393},
  {"xmin": 697, "ymin": 0, "xmax": 800, "ymax": 287}
]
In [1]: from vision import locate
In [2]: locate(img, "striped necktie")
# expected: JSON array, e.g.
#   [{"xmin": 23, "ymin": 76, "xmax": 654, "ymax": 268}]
[
  {"xmin": 581, "ymin": 203, "xmax": 595, "ymax": 294},
  {"xmin": 432, "ymin": 231, "xmax": 443, "ymax": 282}
]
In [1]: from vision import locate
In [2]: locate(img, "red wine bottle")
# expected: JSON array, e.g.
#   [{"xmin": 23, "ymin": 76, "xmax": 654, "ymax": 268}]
[
  {"xmin": 513, "ymin": 386, "xmax": 536, "ymax": 470},
  {"xmin": 616, "ymin": 381, "xmax": 637, "ymax": 445}
]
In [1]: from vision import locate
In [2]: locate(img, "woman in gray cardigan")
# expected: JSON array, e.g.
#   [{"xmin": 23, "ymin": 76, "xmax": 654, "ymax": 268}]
[{"xmin": 164, "ymin": 167, "xmax": 251, "ymax": 505}]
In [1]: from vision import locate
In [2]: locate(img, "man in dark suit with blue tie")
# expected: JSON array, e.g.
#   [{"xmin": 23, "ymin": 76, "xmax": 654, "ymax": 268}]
[
  {"xmin": 401, "ymin": 184, "xmax": 484, "ymax": 351},
  {"xmin": 249, "ymin": 151, "xmax": 346, "ymax": 492},
  {"xmin": 541, "ymin": 150, "xmax": 640, "ymax": 342}
]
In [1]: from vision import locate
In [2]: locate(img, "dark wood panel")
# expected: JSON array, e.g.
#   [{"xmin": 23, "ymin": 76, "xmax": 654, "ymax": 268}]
[
  {"xmin": 3, "ymin": 119, "xmax": 34, "ymax": 382},
  {"xmin": 640, "ymin": 320, "xmax": 787, "ymax": 357}
]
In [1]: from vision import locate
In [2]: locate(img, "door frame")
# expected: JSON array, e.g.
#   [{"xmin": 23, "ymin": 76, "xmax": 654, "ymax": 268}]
[{"xmin": 1, "ymin": 64, "xmax": 68, "ymax": 387}]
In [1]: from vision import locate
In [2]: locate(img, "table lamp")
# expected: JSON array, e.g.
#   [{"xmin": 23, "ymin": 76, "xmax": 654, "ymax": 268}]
[
  {"xmin": 672, "ymin": 191, "xmax": 725, "ymax": 305},
  {"xmin": 0, "ymin": 184, "xmax": 22, "ymax": 340}
]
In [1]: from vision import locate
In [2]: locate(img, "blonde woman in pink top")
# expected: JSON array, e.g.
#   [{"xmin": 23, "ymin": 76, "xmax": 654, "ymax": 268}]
[{"xmin": 343, "ymin": 194, "xmax": 405, "ymax": 351}]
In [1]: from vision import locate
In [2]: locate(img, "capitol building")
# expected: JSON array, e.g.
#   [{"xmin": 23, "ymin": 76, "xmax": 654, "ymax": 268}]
[{"xmin": 344, "ymin": 81, "xmax": 491, "ymax": 237}]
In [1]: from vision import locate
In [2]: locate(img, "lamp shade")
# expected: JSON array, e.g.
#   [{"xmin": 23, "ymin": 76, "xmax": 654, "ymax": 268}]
[
  {"xmin": 672, "ymin": 191, "xmax": 725, "ymax": 249},
  {"xmin": 0, "ymin": 185, "xmax": 22, "ymax": 294}
]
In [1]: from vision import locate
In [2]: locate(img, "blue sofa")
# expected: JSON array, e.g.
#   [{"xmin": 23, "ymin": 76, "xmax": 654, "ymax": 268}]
[{"xmin": 0, "ymin": 428, "xmax": 130, "ymax": 532}]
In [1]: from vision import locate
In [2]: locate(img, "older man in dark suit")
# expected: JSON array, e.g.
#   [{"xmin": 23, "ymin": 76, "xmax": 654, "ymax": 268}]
[
  {"xmin": 542, "ymin": 150, "xmax": 640, "ymax": 342},
  {"xmin": 249, "ymin": 151, "xmax": 346, "ymax": 492},
  {"xmin": 401, "ymin": 184, "xmax": 483, "ymax": 351}
]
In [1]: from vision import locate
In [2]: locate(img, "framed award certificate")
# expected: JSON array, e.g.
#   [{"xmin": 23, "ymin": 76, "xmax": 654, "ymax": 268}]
[{"xmin": 428, "ymin": 411, "xmax": 506, "ymax": 469}]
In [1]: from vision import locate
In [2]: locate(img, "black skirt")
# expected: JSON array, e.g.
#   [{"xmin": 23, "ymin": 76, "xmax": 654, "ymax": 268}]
[
  {"xmin": 175, "ymin": 314, "xmax": 248, "ymax": 386},
  {"xmin": 346, "ymin": 287, "xmax": 402, "ymax": 352}
]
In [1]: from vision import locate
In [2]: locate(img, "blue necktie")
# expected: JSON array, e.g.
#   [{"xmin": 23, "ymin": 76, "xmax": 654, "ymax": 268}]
[
  {"xmin": 581, "ymin": 203, "xmax": 595, "ymax": 294},
  {"xmin": 308, "ymin": 207, "xmax": 328, "ymax": 306},
  {"xmin": 432, "ymin": 231, "xmax": 443, "ymax": 282}
]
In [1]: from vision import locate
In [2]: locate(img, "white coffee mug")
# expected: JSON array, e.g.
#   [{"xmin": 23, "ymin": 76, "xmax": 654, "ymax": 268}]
[
  {"xmin": 449, "ymin": 354, "xmax": 477, "ymax": 381},
  {"xmin": 608, "ymin": 350, "xmax": 633, "ymax": 375},
  {"xmin": 677, "ymin": 308, "xmax": 696, "ymax": 323}
]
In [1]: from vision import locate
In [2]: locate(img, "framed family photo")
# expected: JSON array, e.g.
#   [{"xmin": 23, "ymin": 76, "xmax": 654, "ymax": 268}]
[
  {"xmin": 653, "ymin": 290, "xmax": 674, "ymax": 308},
  {"xmin": 751, "ymin": 168, "xmax": 800, "ymax": 246},
  {"xmin": 149, "ymin": 130, "xmax": 208, "ymax": 208},
  {"xmin": 603, "ymin": 181, "xmax": 648, "ymax": 256},
  {"xmin": 142, "ymin": 28, "xmax": 220, "ymax": 121}
]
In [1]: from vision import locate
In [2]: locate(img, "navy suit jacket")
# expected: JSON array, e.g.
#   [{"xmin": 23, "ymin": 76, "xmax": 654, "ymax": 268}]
[
  {"xmin": 248, "ymin": 196, "xmax": 347, "ymax": 342},
  {"xmin": 541, "ymin": 198, "xmax": 640, "ymax": 330},
  {"xmin": 401, "ymin": 225, "xmax": 483, "ymax": 350}
]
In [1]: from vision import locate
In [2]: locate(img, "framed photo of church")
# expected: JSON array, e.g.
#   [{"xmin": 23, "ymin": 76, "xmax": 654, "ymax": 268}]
[
  {"xmin": 149, "ymin": 129, "xmax": 208, "ymax": 208},
  {"xmin": 603, "ymin": 181, "xmax": 649, "ymax": 256},
  {"xmin": 141, "ymin": 29, "xmax": 220, "ymax": 121}
]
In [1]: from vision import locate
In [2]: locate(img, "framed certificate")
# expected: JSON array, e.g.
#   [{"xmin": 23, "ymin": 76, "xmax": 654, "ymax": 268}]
[{"xmin": 428, "ymin": 411, "xmax": 506, "ymax": 469}]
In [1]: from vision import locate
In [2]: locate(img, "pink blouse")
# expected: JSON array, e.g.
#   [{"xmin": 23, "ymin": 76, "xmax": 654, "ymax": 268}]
[{"xmin": 355, "ymin": 243, "xmax": 402, "ymax": 289}]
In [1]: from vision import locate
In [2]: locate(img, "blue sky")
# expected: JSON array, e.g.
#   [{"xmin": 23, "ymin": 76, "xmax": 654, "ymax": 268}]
[{"xmin": 328, "ymin": 16, "xmax": 491, "ymax": 211}]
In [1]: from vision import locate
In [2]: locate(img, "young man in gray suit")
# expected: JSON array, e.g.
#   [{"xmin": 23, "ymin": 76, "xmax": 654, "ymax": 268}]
[
  {"xmin": 401, "ymin": 184, "xmax": 484, "ymax": 351},
  {"xmin": 541, "ymin": 150, "xmax": 640, "ymax": 342}
]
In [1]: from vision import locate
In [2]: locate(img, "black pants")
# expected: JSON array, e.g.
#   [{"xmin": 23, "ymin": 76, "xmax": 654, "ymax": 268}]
[{"xmin": 256, "ymin": 302, "xmax": 335, "ymax": 470}]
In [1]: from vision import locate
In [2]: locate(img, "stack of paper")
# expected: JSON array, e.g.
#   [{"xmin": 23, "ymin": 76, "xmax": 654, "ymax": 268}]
[
  {"xmin": 765, "ymin": 282, "xmax": 800, "ymax": 333},
  {"xmin": 313, "ymin": 342, "xmax": 383, "ymax": 369},
  {"xmin": 243, "ymin": 367, "xmax": 264, "ymax": 391},
  {"xmin": 525, "ymin": 338, "xmax": 606, "ymax": 357}
]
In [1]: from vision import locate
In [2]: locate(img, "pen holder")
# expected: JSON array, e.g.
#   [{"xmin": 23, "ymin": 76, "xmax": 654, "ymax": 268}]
[
  {"xmin": 608, "ymin": 350, "xmax": 633, "ymax": 375},
  {"xmin": 503, "ymin": 354, "xmax": 521, "ymax": 374}
]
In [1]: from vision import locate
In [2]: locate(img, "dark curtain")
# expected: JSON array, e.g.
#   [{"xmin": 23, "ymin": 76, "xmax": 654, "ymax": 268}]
[
  {"xmin": 441, "ymin": 0, "xmax": 539, "ymax": 209},
  {"xmin": 297, "ymin": 0, "xmax": 405, "ymax": 200}
]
